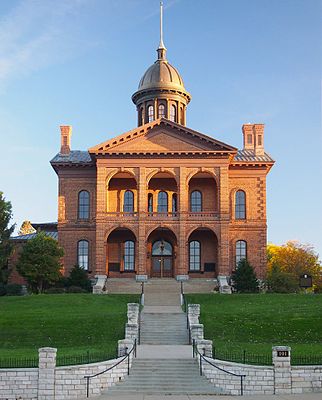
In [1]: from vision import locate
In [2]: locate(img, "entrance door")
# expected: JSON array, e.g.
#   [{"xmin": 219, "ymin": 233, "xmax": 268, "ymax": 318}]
[{"xmin": 151, "ymin": 240, "xmax": 173, "ymax": 278}]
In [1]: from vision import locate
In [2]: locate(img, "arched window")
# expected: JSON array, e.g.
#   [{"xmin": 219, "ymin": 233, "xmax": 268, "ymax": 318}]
[
  {"xmin": 123, "ymin": 190, "xmax": 134, "ymax": 212},
  {"xmin": 235, "ymin": 190, "xmax": 246, "ymax": 219},
  {"xmin": 236, "ymin": 240, "xmax": 247, "ymax": 266},
  {"xmin": 124, "ymin": 240, "xmax": 135, "ymax": 271},
  {"xmin": 148, "ymin": 193, "xmax": 153, "ymax": 213},
  {"xmin": 78, "ymin": 240, "xmax": 89, "ymax": 270},
  {"xmin": 190, "ymin": 190, "xmax": 202, "ymax": 212},
  {"xmin": 152, "ymin": 240, "xmax": 172, "ymax": 256},
  {"xmin": 78, "ymin": 191, "xmax": 90, "ymax": 219},
  {"xmin": 172, "ymin": 193, "xmax": 177, "ymax": 213},
  {"xmin": 170, "ymin": 105, "xmax": 176, "ymax": 122},
  {"xmin": 148, "ymin": 105, "xmax": 154, "ymax": 122},
  {"xmin": 180, "ymin": 107, "xmax": 184, "ymax": 125},
  {"xmin": 158, "ymin": 104, "xmax": 165, "ymax": 119},
  {"xmin": 157, "ymin": 191, "xmax": 168, "ymax": 212},
  {"xmin": 189, "ymin": 241, "xmax": 201, "ymax": 271}
]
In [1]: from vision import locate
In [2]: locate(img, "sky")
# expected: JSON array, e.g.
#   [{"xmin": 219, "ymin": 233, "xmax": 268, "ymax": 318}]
[{"xmin": 0, "ymin": 0, "xmax": 321, "ymax": 258}]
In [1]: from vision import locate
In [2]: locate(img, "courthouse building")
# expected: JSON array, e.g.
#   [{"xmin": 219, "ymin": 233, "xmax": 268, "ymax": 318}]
[{"xmin": 50, "ymin": 17, "xmax": 274, "ymax": 282}]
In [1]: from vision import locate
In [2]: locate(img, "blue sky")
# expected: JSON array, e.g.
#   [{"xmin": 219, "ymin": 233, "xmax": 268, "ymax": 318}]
[{"xmin": 0, "ymin": 0, "xmax": 321, "ymax": 257}]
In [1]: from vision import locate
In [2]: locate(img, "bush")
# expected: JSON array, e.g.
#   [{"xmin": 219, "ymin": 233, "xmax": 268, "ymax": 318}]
[
  {"xmin": 6, "ymin": 284, "xmax": 23, "ymax": 296},
  {"xmin": 67, "ymin": 265, "xmax": 92, "ymax": 292},
  {"xmin": 45, "ymin": 287, "xmax": 66, "ymax": 294},
  {"xmin": 232, "ymin": 259, "xmax": 259, "ymax": 293},
  {"xmin": 0, "ymin": 283, "xmax": 6, "ymax": 296},
  {"xmin": 266, "ymin": 264, "xmax": 299, "ymax": 293},
  {"xmin": 66, "ymin": 286, "xmax": 87, "ymax": 293}
]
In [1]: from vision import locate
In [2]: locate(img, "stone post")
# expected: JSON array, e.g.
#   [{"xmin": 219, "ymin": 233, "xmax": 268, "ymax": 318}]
[
  {"xmin": 118, "ymin": 339, "xmax": 135, "ymax": 357},
  {"xmin": 273, "ymin": 346, "xmax": 292, "ymax": 395},
  {"xmin": 188, "ymin": 304, "xmax": 200, "ymax": 324},
  {"xmin": 127, "ymin": 303, "xmax": 139, "ymax": 324},
  {"xmin": 190, "ymin": 324, "xmax": 204, "ymax": 341},
  {"xmin": 196, "ymin": 339, "xmax": 213, "ymax": 357},
  {"xmin": 38, "ymin": 347, "xmax": 57, "ymax": 400},
  {"xmin": 125, "ymin": 323, "xmax": 138, "ymax": 340}
]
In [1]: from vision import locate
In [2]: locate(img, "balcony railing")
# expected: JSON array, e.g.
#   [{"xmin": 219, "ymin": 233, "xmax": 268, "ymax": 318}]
[{"xmin": 104, "ymin": 211, "xmax": 219, "ymax": 220}]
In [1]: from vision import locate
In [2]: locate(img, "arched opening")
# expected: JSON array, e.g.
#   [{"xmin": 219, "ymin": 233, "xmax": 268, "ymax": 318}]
[
  {"xmin": 148, "ymin": 171, "xmax": 178, "ymax": 214},
  {"xmin": 158, "ymin": 104, "xmax": 165, "ymax": 118},
  {"xmin": 107, "ymin": 172, "xmax": 137, "ymax": 213},
  {"xmin": 235, "ymin": 190, "xmax": 246, "ymax": 219},
  {"xmin": 147, "ymin": 228, "xmax": 177, "ymax": 278},
  {"xmin": 188, "ymin": 228, "xmax": 218, "ymax": 276},
  {"xmin": 106, "ymin": 228, "xmax": 136, "ymax": 275},
  {"xmin": 78, "ymin": 190, "xmax": 90, "ymax": 219},
  {"xmin": 147, "ymin": 105, "xmax": 154, "ymax": 123},
  {"xmin": 170, "ymin": 104, "xmax": 176, "ymax": 122},
  {"xmin": 188, "ymin": 172, "xmax": 218, "ymax": 213}
]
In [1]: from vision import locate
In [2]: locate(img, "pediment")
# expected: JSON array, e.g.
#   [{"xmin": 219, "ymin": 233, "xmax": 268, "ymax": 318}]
[{"xmin": 89, "ymin": 119, "xmax": 237, "ymax": 155}]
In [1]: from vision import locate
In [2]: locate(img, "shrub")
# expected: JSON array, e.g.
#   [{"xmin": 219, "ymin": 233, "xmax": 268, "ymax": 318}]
[
  {"xmin": 266, "ymin": 264, "xmax": 299, "ymax": 293},
  {"xmin": 67, "ymin": 265, "xmax": 92, "ymax": 292},
  {"xmin": 45, "ymin": 287, "xmax": 66, "ymax": 294},
  {"xmin": 66, "ymin": 286, "xmax": 87, "ymax": 293},
  {"xmin": 6, "ymin": 283, "xmax": 23, "ymax": 296},
  {"xmin": 0, "ymin": 283, "xmax": 6, "ymax": 296},
  {"xmin": 232, "ymin": 259, "xmax": 259, "ymax": 293}
]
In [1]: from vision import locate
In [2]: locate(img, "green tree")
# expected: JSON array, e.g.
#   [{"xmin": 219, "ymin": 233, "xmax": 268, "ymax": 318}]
[
  {"xmin": 0, "ymin": 192, "xmax": 15, "ymax": 283},
  {"xmin": 266, "ymin": 263, "xmax": 299, "ymax": 293},
  {"xmin": 16, "ymin": 231, "xmax": 64, "ymax": 293},
  {"xmin": 232, "ymin": 259, "xmax": 259, "ymax": 293},
  {"xmin": 67, "ymin": 265, "xmax": 92, "ymax": 292}
]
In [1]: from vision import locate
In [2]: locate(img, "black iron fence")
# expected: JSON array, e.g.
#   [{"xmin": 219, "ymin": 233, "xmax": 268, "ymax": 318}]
[{"xmin": 0, "ymin": 356, "xmax": 38, "ymax": 369}]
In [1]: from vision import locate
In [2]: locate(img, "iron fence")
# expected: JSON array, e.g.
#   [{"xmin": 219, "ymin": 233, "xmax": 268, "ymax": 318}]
[{"xmin": 0, "ymin": 356, "xmax": 38, "ymax": 369}]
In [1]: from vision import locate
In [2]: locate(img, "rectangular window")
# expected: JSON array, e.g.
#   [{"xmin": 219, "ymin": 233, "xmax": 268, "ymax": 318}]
[
  {"xmin": 257, "ymin": 135, "xmax": 262, "ymax": 146},
  {"xmin": 247, "ymin": 134, "xmax": 252, "ymax": 145}
]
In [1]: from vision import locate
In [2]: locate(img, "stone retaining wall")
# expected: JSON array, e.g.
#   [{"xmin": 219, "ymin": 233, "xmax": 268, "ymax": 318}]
[{"xmin": 0, "ymin": 368, "xmax": 38, "ymax": 400}]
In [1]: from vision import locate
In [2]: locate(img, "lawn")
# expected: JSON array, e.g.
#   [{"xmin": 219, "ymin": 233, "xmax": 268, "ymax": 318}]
[
  {"xmin": 185, "ymin": 293, "xmax": 322, "ymax": 363},
  {"xmin": 0, "ymin": 294, "xmax": 139, "ymax": 364}
]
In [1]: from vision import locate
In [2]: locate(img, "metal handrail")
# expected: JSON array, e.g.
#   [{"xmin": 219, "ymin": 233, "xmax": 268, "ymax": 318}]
[
  {"xmin": 84, "ymin": 339, "xmax": 137, "ymax": 398},
  {"xmin": 192, "ymin": 339, "xmax": 246, "ymax": 396}
]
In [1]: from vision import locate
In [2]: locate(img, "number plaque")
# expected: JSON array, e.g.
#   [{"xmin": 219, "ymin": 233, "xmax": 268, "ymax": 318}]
[{"xmin": 277, "ymin": 350, "xmax": 289, "ymax": 357}]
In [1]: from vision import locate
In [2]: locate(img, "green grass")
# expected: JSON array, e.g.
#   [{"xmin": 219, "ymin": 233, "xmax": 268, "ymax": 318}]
[
  {"xmin": 0, "ymin": 294, "xmax": 139, "ymax": 361},
  {"xmin": 186, "ymin": 293, "xmax": 322, "ymax": 361}
]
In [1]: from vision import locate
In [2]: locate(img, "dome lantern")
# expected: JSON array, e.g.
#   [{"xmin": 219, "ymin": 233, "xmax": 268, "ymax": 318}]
[{"xmin": 132, "ymin": 1, "xmax": 191, "ymax": 127}]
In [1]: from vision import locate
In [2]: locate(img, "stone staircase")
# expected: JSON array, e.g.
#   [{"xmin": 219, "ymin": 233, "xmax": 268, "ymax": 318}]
[{"xmin": 105, "ymin": 359, "xmax": 223, "ymax": 395}]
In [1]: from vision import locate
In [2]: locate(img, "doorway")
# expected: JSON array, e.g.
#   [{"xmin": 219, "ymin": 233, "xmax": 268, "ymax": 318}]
[{"xmin": 151, "ymin": 240, "xmax": 173, "ymax": 278}]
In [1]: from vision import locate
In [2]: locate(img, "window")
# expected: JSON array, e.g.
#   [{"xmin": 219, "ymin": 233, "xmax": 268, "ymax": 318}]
[
  {"xmin": 190, "ymin": 190, "xmax": 202, "ymax": 212},
  {"xmin": 124, "ymin": 240, "xmax": 135, "ymax": 271},
  {"xmin": 170, "ymin": 105, "xmax": 176, "ymax": 122},
  {"xmin": 148, "ymin": 193, "xmax": 153, "ymax": 213},
  {"xmin": 247, "ymin": 134, "xmax": 252, "ymax": 145},
  {"xmin": 78, "ymin": 191, "xmax": 90, "ymax": 219},
  {"xmin": 180, "ymin": 107, "xmax": 184, "ymax": 125},
  {"xmin": 157, "ymin": 191, "xmax": 168, "ymax": 212},
  {"xmin": 123, "ymin": 190, "xmax": 134, "ymax": 212},
  {"xmin": 152, "ymin": 240, "xmax": 172, "ymax": 256},
  {"xmin": 78, "ymin": 240, "xmax": 89, "ymax": 270},
  {"xmin": 148, "ymin": 105, "xmax": 154, "ymax": 122},
  {"xmin": 172, "ymin": 193, "xmax": 177, "ymax": 213},
  {"xmin": 189, "ymin": 241, "xmax": 201, "ymax": 271},
  {"xmin": 235, "ymin": 190, "xmax": 246, "ymax": 219},
  {"xmin": 158, "ymin": 104, "xmax": 165, "ymax": 118},
  {"xmin": 236, "ymin": 240, "xmax": 247, "ymax": 266}
]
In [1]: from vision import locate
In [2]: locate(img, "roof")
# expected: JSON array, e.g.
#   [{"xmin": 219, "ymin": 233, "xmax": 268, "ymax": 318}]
[
  {"xmin": 31, "ymin": 222, "xmax": 57, "ymax": 231},
  {"xmin": 233, "ymin": 149, "xmax": 275, "ymax": 163},
  {"xmin": 11, "ymin": 231, "xmax": 58, "ymax": 241},
  {"xmin": 50, "ymin": 151, "xmax": 92, "ymax": 165}
]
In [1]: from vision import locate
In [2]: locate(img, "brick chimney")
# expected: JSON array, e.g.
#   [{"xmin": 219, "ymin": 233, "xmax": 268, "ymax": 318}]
[
  {"xmin": 60, "ymin": 125, "xmax": 72, "ymax": 155},
  {"xmin": 242, "ymin": 123, "xmax": 265, "ymax": 156}
]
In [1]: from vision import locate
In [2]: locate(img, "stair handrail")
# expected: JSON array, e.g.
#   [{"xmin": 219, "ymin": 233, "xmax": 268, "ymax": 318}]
[
  {"xmin": 84, "ymin": 338, "xmax": 137, "ymax": 398},
  {"xmin": 181, "ymin": 282, "xmax": 192, "ymax": 343},
  {"xmin": 192, "ymin": 339, "xmax": 246, "ymax": 396}
]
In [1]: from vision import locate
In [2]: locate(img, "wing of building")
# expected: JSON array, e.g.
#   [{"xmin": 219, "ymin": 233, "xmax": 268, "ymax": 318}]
[{"xmin": 50, "ymin": 18, "xmax": 274, "ymax": 283}]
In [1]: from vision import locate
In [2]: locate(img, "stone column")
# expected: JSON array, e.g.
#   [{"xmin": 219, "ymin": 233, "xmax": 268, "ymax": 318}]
[
  {"xmin": 196, "ymin": 339, "xmax": 213, "ymax": 357},
  {"xmin": 273, "ymin": 346, "xmax": 292, "ymax": 395},
  {"xmin": 188, "ymin": 304, "xmax": 200, "ymax": 324},
  {"xmin": 118, "ymin": 339, "xmax": 135, "ymax": 357},
  {"xmin": 190, "ymin": 324, "xmax": 204, "ymax": 341},
  {"xmin": 127, "ymin": 303, "xmax": 139, "ymax": 324},
  {"xmin": 38, "ymin": 347, "xmax": 57, "ymax": 400}
]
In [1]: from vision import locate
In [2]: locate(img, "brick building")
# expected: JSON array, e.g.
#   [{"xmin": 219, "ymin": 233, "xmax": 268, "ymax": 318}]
[{"xmin": 50, "ymin": 12, "xmax": 274, "ymax": 283}]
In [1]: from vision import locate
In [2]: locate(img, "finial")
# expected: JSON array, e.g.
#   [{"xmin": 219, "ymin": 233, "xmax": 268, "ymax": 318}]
[{"xmin": 157, "ymin": 1, "xmax": 167, "ymax": 60}]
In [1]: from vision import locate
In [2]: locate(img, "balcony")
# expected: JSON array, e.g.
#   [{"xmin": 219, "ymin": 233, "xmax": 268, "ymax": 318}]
[{"xmin": 103, "ymin": 211, "xmax": 219, "ymax": 221}]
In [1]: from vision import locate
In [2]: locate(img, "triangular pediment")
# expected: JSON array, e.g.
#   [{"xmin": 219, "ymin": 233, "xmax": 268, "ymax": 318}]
[{"xmin": 89, "ymin": 119, "xmax": 237, "ymax": 155}]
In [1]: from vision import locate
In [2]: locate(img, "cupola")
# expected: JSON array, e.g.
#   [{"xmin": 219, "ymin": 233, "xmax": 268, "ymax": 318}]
[{"xmin": 132, "ymin": 2, "xmax": 191, "ymax": 126}]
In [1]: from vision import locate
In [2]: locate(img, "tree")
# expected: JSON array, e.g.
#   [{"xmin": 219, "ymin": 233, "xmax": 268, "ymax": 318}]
[
  {"xmin": 266, "ymin": 263, "xmax": 299, "ymax": 293},
  {"xmin": 267, "ymin": 241, "xmax": 321, "ymax": 286},
  {"xmin": 16, "ymin": 231, "xmax": 64, "ymax": 293},
  {"xmin": 0, "ymin": 192, "xmax": 15, "ymax": 283},
  {"xmin": 18, "ymin": 221, "xmax": 36, "ymax": 236},
  {"xmin": 232, "ymin": 259, "xmax": 259, "ymax": 293}
]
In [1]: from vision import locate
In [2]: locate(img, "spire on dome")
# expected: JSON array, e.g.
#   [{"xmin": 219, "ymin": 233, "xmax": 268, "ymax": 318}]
[{"xmin": 157, "ymin": 1, "xmax": 167, "ymax": 60}]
